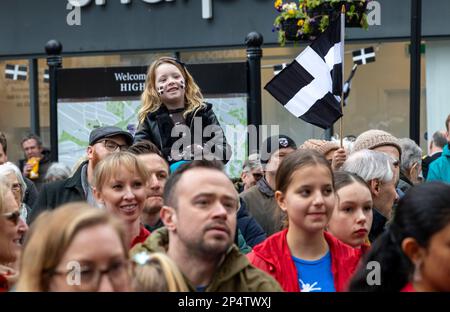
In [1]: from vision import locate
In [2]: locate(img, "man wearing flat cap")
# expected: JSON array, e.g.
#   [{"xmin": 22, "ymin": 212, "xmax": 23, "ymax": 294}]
[{"xmin": 29, "ymin": 126, "xmax": 133, "ymax": 223}]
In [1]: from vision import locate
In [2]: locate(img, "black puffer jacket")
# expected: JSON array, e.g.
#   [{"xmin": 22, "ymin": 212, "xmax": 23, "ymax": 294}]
[
  {"xmin": 134, "ymin": 103, "xmax": 231, "ymax": 164},
  {"xmin": 29, "ymin": 161, "xmax": 86, "ymax": 223}
]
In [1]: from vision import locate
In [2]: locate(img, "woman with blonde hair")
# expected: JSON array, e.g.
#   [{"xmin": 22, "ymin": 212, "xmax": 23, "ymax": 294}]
[
  {"xmin": 93, "ymin": 151, "xmax": 150, "ymax": 248},
  {"xmin": 135, "ymin": 56, "xmax": 231, "ymax": 164},
  {"xmin": 0, "ymin": 181, "xmax": 28, "ymax": 291},
  {"xmin": 131, "ymin": 251, "xmax": 188, "ymax": 292},
  {"xmin": 16, "ymin": 203, "xmax": 130, "ymax": 292}
]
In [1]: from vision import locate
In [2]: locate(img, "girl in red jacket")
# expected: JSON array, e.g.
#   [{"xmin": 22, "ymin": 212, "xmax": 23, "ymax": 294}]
[
  {"xmin": 327, "ymin": 171, "xmax": 373, "ymax": 250},
  {"xmin": 348, "ymin": 182, "xmax": 450, "ymax": 292},
  {"xmin": 248, "ymin": 149, "xmax": 362, "ymax": 292}
]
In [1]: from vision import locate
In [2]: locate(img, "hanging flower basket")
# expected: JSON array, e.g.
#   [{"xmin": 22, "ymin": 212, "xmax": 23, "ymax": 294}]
[{"xmin": 274, "ymin": 0, "xmax": 369, "ymax": 46}]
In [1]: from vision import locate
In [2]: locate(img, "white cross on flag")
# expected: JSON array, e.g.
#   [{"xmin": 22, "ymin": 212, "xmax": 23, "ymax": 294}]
[
  {"xmin": 43, "ymin": 69, "xmax": 49, "ymax": 83},
  {"xmin": 5, "ymin": 64, "xmax": 27, "ymax": 80},
  {"xmin": 264, "ymin": 18, "xmax": 343, "ymax": 129},
  {"xmin": 352, "ymin": 47, "xmax": 375, "ymax": 65}
]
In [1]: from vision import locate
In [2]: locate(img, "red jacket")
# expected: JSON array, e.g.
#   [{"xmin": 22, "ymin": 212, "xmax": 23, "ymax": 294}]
[
  {"xmin": 400, "ymin": 283, "xmax": 416, "ymax": 292},
  {"xmin": 130, "ymin": 225, "xmax": 151, "ymax": 249},
  {"xmin": 0, "ymin": 274, "xmax": 8, "ymax": 292},
  {"xmin": 247, "ymin": 229, "xmax": 362, "ymax": 292}
]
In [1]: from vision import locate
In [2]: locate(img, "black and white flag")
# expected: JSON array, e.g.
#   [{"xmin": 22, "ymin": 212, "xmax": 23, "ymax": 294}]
[
  {"xmin": 264, "ymin": 18, "xmax": 343, "ymax": 129},
  {"xmin": 5, "ymin": 64, "xmax": 27, "ymax": 80},
  {"xmin": 274, "ymin": 63, "xmax": 287, "ymax": 75},
  {"xmin": 352, "ymin": 47, "xmax": 375, "ymax": 65},
  {"xmin": 343, "ymin": 64, "xmax": 358, "ymax": 105},
  {"xmin": 43, "ymin": 69, "xmax": 49, "ymax": 83}
]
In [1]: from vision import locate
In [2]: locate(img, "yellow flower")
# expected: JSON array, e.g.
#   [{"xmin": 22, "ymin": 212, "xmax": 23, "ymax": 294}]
[
  {"xmin": 274, "ymin": 0, "xmax": 282, "ymax": 9},
  {"xmin": 297, "ymin": 19, "xmax": 304, "ymax": 26},
  {"xmin": 288, "ymin": 9, "xmax": 295, "ymax": 15}
]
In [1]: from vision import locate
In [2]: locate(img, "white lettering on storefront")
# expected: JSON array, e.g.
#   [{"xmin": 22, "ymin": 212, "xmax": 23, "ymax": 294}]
[{"xmin": 68, "ymin": 0, "xmax": 213, "ymax": 19}]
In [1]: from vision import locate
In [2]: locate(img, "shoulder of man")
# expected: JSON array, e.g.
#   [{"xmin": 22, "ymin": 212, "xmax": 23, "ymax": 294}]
[
  {"xmin": 213, "ymin": 245, "xmax": 282, "ymax": 292},
  {"xmin": 130, "ymin": 226, "xmax": 168, "ymax": 257}
]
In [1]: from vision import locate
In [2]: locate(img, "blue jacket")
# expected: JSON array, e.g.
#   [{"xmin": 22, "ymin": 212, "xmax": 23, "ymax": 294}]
[
  {"xmin": 237, "ymin": 198, "xmax": 267, "ymax": 247},
  {"xmin": 427, "ymin": 144, "xmax": 450, "ymax": 183}
]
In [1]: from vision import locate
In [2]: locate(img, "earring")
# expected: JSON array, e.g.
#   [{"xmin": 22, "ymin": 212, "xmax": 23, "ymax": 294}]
[
  {"xmin": 96, "ymin": 201, "xmax": 105, "ymax": 210},
  {"xmin": 413, "ymin": 259, "xmax": 422, "ymax": 283}
]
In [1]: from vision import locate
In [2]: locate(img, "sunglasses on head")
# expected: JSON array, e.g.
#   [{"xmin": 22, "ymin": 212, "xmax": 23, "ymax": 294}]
[{"xmin": 2, "ymin": 211, "xmax": 21, "ymax": 225}]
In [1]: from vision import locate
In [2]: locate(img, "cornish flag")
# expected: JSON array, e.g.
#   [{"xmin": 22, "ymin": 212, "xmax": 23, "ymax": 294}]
[
  {"xmin": 352, "ymin": 47, "xmax": 375, "ymax": 65},
  {"xmin": 264, "ymin": 18, "xmax": 343, "ymax": 129},
  {"xmin": 43, "ymin": 69, "xmax": 49, "ymax": 83},
  {"xmin": 5, "ymin": 64, "xmax": 27, "ymax": 80}
]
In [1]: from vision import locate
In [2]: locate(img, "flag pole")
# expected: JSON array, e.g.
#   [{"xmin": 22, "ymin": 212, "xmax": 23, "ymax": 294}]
[{"xmin": 339, "ymin": 5, "xmax": 346, "ymax": 148}]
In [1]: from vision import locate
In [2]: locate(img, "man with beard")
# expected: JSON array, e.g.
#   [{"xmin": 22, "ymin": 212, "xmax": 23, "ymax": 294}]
[
  {"xmin": 29, "ymin": 126, "xmax": 133, "ymax": 222},
  {"xmin": 128, "ymin": 140, "xmax": 168, "ymax": 232},
  {"xmin": 131, "ymin": 160, "xmax": 282, "ymax": 291}
]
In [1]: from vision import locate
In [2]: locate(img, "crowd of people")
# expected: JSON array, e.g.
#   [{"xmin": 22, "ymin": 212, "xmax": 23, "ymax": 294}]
[{"xmin": 1, "ymin": 57, "xmax": 450, "ymax": 292}]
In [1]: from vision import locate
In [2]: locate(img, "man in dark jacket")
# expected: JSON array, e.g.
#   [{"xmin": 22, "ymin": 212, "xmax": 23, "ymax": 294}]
[
  {"xmin": 237, "ymin": 198, "xmax": 266, "ymax": 247},
  {"xmin": 240, "ymin": 135, "xmax": 296, "ymax": 236},
  {"xmin": 131, "ymin": 160, "xmax": 281, "ymax": 291},
  {"xmin": 18, "ymin": 134, "xmax": 52, "ymax": 191},
  {"xmin": 29, "ymin": 126, "xmax": 133, "ymax": 223}
]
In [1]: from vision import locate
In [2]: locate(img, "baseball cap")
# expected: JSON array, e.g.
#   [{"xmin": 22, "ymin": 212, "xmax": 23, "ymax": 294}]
[
  {"xmin": 89, "ymin": 126, "xmax": 134, "ymax": 146},
  {"xmin": 260, "ymin": 134, "xmax": 297, "ymax": 164}
]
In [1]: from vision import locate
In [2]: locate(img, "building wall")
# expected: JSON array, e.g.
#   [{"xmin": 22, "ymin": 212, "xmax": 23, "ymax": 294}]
[{"xmin": 1, "ymin": 0, "xmax": 450, "ymax": 58}]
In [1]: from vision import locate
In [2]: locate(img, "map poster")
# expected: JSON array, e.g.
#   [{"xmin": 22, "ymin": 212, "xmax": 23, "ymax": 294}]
[{"xmin": 57, "ymin": 64, "xmax": 248, "ymax": 178}]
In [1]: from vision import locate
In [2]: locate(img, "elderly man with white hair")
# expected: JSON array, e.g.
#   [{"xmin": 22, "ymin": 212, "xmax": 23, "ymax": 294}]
[{"xmin": 341, "ymin": 149, "xmax": 399, "ymax": 242}]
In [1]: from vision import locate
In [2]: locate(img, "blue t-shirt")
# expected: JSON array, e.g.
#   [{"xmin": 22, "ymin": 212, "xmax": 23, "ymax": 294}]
[
  {"xmin": 292, "ymin": 251, "xmax": 336, "ymax": 292},
  {"xmin": 196, "ymin": 285, "xmax": 207, "ymax": 292}
]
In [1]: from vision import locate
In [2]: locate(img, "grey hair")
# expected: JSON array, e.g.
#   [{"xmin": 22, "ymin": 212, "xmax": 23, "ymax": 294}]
[
  {"xmin": 0, "ymin": 161, "xmax": 27, "ymax": 200},
  {"xmin": 45, "ymin": 162, "xmax": 71, "ymax": 182},
  {"xmin": 398, "ymin": 138, "xmax": 423, "ymax": 172},
  {"xmin": 341, "ymin": 149, "xmax": 394, "ymax": 184},
  {"xmin": 242, "ymin": 153, "xmax": 262, "ymax": 172}
]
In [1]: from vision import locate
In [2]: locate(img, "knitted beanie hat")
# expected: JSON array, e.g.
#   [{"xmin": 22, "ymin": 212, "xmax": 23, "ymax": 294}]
[
  {"xmin": 352, "ymin": 129, "xmax": 402, "ymax": 156},
  {"xmin": 299, "ymin": 139, "xmax": 339, "ymax": 156}
]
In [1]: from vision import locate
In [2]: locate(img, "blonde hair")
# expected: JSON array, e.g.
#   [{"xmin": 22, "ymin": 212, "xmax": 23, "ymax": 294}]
[
  {"xmin": 138, "ymin": 57, "xmax": 204, "ymax": 124},
  {"xmin": 15, "ymin": 203, "xmax": 128, "ymax": 292},
  {"xmin": 131, "ymin": 252, "xmax": 189, "ymax": 292},
  {"xmin": 93, "ymin": 152, "xmax": 150, "ymax": 192}
]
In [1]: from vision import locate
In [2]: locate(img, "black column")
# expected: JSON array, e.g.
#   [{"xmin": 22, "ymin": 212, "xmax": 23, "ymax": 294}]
[
  {"xmin": 410, "ymin": 0, "xmax": 422, "ymax": 145},
  {"xmin": 28, "ymin": 58, "xmax": 40, "ymax": 136},
  {"xmin": 45, "ymin": 40, "xmax": 63, "ymax": 162},
  {"xmin": 245, "ymin": 32, "xmax": 263, "ymax": 153}
]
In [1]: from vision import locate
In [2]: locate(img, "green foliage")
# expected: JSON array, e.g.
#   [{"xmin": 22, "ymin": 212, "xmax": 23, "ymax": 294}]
[{"xmin": 273, "ymin": 0, "xmax": 368, "ymax": 46}]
